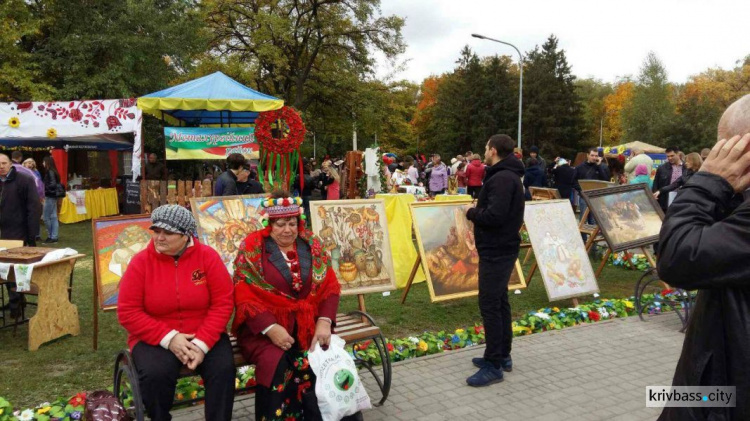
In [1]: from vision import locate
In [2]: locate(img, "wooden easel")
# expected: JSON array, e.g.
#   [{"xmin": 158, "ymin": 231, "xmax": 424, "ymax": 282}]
[{"xmin": 400, "ymin": 255, "xmax": 423, "ymax": 304}]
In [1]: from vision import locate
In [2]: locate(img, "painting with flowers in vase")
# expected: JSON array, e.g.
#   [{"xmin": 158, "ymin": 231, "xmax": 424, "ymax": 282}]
[{"xmin": 309, "ymin": 199, "xmax": 397, "ymax": 295}]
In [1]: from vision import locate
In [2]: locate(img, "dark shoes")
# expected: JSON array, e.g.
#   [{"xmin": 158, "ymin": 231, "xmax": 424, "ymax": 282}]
[
  {"xmin": 466, "ymin": 365, "xmax": 504, "ymax": 387},
  {"xmin": 43, "ymin": 238, "xmax": 59, "ymax": 244},
  {"xmin": 472, "ymin": 356, "xmax": 513, "ymax": 372}
]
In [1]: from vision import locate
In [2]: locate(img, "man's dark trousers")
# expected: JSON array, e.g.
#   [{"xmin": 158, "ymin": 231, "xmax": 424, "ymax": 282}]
[{"xmin": 479, "ymin": 252, "xmax": 518, "ymax": 367}]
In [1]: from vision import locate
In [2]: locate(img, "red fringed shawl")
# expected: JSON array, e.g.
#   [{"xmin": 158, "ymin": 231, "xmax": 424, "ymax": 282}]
[{"xmin": 232, "ymin": 229, "xmax": 341, "ymax": 349}]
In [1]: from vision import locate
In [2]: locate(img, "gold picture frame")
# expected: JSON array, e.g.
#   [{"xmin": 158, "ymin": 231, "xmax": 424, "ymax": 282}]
[{"xmin": 410, "ymin": 201, "xmax": 526, "ymax": 302}]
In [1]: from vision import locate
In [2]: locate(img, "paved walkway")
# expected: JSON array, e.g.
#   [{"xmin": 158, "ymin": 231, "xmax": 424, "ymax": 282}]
[{"xmin": 174, "ymin": 314, "xmax": 685, "ymax": 420}]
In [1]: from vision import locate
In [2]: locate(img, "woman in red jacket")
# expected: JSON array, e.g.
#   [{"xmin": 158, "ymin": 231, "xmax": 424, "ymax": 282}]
[
  {"xmin": 117, "ymin": 205, "xmax": 235, "ymax": 421},
  {"xmin": 465, "ymin": 154, "xmax": 486, "ymax": 198},
  {"xmin": 233, "ymin": 192, "xmax": 361, "ymax": 420}
]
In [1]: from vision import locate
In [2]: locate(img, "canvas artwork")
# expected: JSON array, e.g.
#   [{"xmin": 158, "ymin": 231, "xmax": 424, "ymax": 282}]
[
  {"xmin": 309, "ymin": 199, "xmax": 397, "ymax": 295},
  {"xmin": 529, "ymin": 187, "xmax": 561, "ymax": 201},
  {"xmin": 524, "ymin": 200, "xmax": 599, "ymax": 301},
  {"xmin": 191, "ymin": 195, "xmax": 265, "ymax": 274},
  {"xmin": 92, "ymin": 215, "xmax": 153, "ymax": 310},
  {"xmin": 582, "ymin": 185, "xmax": 664, "ymax": 252},
  {"xmin": 411, "ymin": 201, "xmax": 526, "ymax": 302}
]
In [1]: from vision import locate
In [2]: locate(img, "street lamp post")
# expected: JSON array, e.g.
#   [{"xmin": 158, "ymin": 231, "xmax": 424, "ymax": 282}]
[{"xmin": 471, "ymin": 33, "xmax": 523, "ymax": 150}]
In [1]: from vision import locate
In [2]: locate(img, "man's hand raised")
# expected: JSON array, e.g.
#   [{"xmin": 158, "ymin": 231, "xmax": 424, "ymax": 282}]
[{"xmin": 700, "ymin": 133, "xmax": 750, "ymax": 193}]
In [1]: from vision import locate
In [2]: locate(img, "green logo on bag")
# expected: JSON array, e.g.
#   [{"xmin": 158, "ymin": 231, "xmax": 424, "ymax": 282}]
[{"xmin": 333, "ymin": 369, "xmax": 355, "ymax": 392}]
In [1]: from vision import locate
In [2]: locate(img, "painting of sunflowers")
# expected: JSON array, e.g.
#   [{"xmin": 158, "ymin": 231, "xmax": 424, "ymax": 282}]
[
  {"xmin": 191, "ymin": 195, "xmax": 265, "ymax": 274},
  {"xmin": 411, "ymin": 201, "xmax": 526, "ymax": 302},
  {"xmin": 309, "ymin": 199, "xmax": 397, "ymax": 295},
  {"xmin": 523, "ymin": 200, "xmax": 599, "ymax": 301}
]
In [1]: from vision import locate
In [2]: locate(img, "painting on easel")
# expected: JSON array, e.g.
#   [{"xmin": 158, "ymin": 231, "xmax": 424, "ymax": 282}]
[
  {"xmin": 309, "ymin": 199, "xmax": 397, "ymax": 295},
  {"xmin": 410, "ymin": 201, "xmax": 526, "ymax": 302},
  {"xmin": 92, "ymin": 215, "xmax": 153, "ymax": 310},
  {"xmin": 524, "ymin": 200, "xmax": 599, "ymax": 301},
  {"xmin": 582, "ymin": 184, "xmax": 664, "ymax": 253},
  {"xmin": 191, "ymin": 195, "xmax": 265, "ymax": 274}
]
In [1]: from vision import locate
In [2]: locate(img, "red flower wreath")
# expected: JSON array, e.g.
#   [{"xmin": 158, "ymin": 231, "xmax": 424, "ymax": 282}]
[{"xmin": 254, "ymin": 106, "xmax": 306, "ymax": 154}]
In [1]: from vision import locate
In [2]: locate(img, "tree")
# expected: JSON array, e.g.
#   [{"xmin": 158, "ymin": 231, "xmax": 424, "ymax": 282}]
[
  {"xmin": 522, "ymin": 35, "xmax": 584, "ymax": 157},
  {"xmin": 29, "ymin": 0, "xmax": 205, "ymax": 99},
  {"xmin": 0, "ymin": 0, "xmax": 53, "ymax": 100},
  {"xmin": 576, "ymin": 78, "xmax": 614, "ymax": 147},
  {"xmin": 202, "ymin": 0, "xmax": 405, "ymax": 112},
  {"xmin": 621, "ymin": 52, "xmax": 678, "ymax": 145},
  {"xmin": 601, "ymin": 80, "xmax": 635, "ymax": 145}
]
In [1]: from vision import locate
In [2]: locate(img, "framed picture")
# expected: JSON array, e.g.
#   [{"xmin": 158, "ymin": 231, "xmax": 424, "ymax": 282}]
[
  {"xmin": 529, "ymin": 187, "xmax": 561, "ymax": 201},
  {"xmin": 92, "ymin": 214, "xmax": 153, "ymax": 310},
  {"xmin": 190, "ymin": 195, "xmax": 265, "ymax": 274},
  {"xmin": 578, "ymin": 180, "xmax": 614, "ymax": 191},
  {"xmin": 581, "ymin": 184, "xmax": 665, "ymax": 252},
  {"xmin": 410, "ymin": 201, "xmax": 526, "ymax": 302},
  {"xmin": 524, "ymin": 200, "xmax": 599, "ymax": 301},
  {"xmin": 309, "ymin": 199, "xmax": 397, "ymax": 295}
]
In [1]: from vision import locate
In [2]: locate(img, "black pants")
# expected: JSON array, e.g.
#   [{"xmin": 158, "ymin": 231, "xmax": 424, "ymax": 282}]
[
  {"xmin": 478, "ymin": 253, "xmax": 518, "ymax": 368},
  {"xmin": 132, "ymin": 333, "xmax": 235, "ymax": 421},
  {"xmin": 468, "ymin": 186, "xmax": 481, "ymax": 199},
  {"xmin": 4, "ymin": 283, "xmax": 20, "ymax": 312}
]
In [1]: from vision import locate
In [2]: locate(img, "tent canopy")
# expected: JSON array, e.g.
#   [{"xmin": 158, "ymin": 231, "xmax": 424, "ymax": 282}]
[
  {"xmin": 0, "ymin": 134, "xmax": 134, "ymax": 151},
  {"xmin": 604, "ymin": 141, "xmax": 666, "ymax": 156},
  {"xmin": 138, "ymin": 72, "xmax": 284, "ymax": 126}
]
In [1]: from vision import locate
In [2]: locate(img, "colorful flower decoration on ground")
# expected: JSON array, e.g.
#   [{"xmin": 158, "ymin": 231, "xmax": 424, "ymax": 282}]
[
  {"xmin": 609, "ymin": 251, "xmax": 651, "ymax": 271},
  {"xmin": 46, "ymin": 128, "xmax": 57, "ymax": 139},
  {"xmin": 8, "ymin": 117, "xmax": 20, "ymax": 128},
  {"xmin": 254, "ymin": 106, "xmax": 306, "ymax": 192}
]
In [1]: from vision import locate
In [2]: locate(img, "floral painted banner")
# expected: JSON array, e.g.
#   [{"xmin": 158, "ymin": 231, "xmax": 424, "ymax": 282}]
[
  {"xmin": 164, "ymin": 127, "xmax": 257, "ymax": 160},
  {"xmin": 0, "ymin": 99, "xmax": 143, "ymax": 179}
]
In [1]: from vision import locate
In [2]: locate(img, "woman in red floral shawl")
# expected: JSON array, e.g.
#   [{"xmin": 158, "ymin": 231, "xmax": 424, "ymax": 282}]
[{"xmin": 233, "ymin": 192, "xmax": 361, "ymax": 421}]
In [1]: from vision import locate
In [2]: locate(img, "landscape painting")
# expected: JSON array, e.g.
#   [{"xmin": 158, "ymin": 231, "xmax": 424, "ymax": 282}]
[
  {"xmin": 411, "ymin": 201, "xmax": 526, "ymax": 302},
  {"xmin": 524, "ymin": 200, "xmax": 599, "ymax": 301},
  {"xmin": 309, "ymin": 199, "xmax": 397, "ymax": 295}
]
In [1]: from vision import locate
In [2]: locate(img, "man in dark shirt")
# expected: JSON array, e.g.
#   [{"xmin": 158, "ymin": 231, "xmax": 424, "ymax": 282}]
[
  {"xmin": 576, "ymin": 148, "xmax": 609, "ymax": 224},
  {"xmin": 143, "ymin": 153, "xmax": 167, "ymax": 180},
  {"xmin": 236, "ymin": 165, "xmax": 264, "ymax": 195},
  {"xmin": 214, "ymin": 153, "xmax": 246, "ymax": 196}
]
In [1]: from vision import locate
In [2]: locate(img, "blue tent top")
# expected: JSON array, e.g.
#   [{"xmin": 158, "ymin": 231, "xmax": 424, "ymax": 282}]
[{"xmin": 138, "ymin": 71, "xmax": 284, "ymax": 126}]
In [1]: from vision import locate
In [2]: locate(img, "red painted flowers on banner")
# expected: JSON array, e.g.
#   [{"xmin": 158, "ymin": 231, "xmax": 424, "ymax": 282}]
[{"xmin": 255, "ymin": 106, "xmax": 306, "ymax": 154}]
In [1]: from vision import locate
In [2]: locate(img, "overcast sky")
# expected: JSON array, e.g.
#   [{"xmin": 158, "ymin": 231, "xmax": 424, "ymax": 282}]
[{"xmin": 375, "ymin": 0, "xmax": 750, "ymax": 85}]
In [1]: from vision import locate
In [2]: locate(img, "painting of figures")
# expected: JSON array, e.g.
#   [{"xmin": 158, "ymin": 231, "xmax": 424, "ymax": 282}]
[
  {"xmin": 191, "ymin": 195, "xmax": 265, "ymax": 274},
  {"xmin": 411, "ymin": 201, "xmax": 526, "ymax": 302},
  {"xmin": 92, "ymin": 215, "xmax": 153, "ymax": 310},
  {"xmin": 309, "ymin": 199, "xmax": 397, "ymax": 295},
  {"xmin": 583, "ymin": 185, "xmax": 664, "ymax": 252},
  {"xmin": 524, "ymin": 200, "xmax": 599, "ymax": 301}
]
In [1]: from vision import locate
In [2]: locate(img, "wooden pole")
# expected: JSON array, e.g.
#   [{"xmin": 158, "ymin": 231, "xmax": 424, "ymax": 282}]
[
  {"xmin": 92, "ymin": 275, "xmax": 99, "ymax": 351},
  {"xmin": 595, "ymin": 247, "xmax": 612, "ymax": 278},
  {"xmin": 400, "ymin": 256, "xmax": 422, "ymax": 304}
]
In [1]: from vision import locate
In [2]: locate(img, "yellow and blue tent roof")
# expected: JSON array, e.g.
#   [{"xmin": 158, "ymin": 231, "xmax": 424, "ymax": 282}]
[{"xmin": 138, "ymin": 71, "xmax": 284, "ymax": 126}]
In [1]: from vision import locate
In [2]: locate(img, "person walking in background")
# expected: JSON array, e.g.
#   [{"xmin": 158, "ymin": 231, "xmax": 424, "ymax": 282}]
[
  {"xmin": 657, "ymin": 94, "xmax": 750, "ymax": 421},
  {"xmin": 465, "ymin": 154, "xmax": 486, "ymax": 199},
  {"xmin": 144, "ymin": 153, "xmax": 168, "ymax": 180},
  {"xmin": 0, "ymin": 153, "xmax": 41, "ymax": 319},
  {"xmin": 629, "ymin": 164, "xmax": 653, "ymax": 189},
  {"xmin": 11, "ymin": 151, "xmax": 44, "ymax": 200},
  {"xmin": 455, "ymin": 162, "xmax": 468, "ymax": 194},
  {"xmin": 653, "ymin": 152, "xmax": 702, "ymax": 203},
  {"xmin": 22, "ymin": 158, "xmax": 41, "ymax": 180},
  {"xmin": 236, "ymin": 164, "xmax": 264, "ymax": 195},
  {"xmin": 525, "ymin": 146, "xmax": 546, "ymax": 169},
  {"xmin": 551, "ymin": 158, "xmax": 581, "ymax": 207},
  {"xmin": 700, "ymin": 148, "xmax": 711, "ymax": 161},
  {"xmin": 652, "ymin": 147, "xmax": 684, "ymax": 212},
  {"xmin": 321, "ymin": 160, "xmax": 340, "ymax": 200},
  {"xmin": 41, "ymin": 156, "xmax": 62, "ymax": 243},
  {"xmin": 576, "ymin": 148, "xmax": 609, "ymax": 224},
  {"xmin": 465, "ymin": 134, "xmax": 525, "ymax": 387},
  {"xmin": 214, "ymin": 153, "xmax": 246, "ymax": 196},
  {"xmin": 623, "ymin": 147, "xmax": 653, "ymax": 182},
  {"xmin": 451, "ymin": 155, "xmax": 464, "ymax": 175},
  {"xmin": 428, "ymin": 154, "xmax": 448, "ymax": 196},
  {"xmin": 405, "ymin": 156, "xmax": 419, "ymax": 185},
  {"xmin": 523, "ymin": 158, "xmax": 546, "ymax": 200}
]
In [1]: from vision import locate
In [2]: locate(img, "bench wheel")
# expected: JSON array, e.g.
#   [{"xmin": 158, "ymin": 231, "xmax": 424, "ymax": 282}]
[
  {"xmin": 346, "ymin": 311, "xmax": 392, "ymax": 406},
  {"xmin": 114, "ymin": 350, "xmax": 145, "ymax": 421}
]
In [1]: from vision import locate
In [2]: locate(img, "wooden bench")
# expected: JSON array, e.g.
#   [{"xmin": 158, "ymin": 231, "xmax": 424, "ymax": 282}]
[{"xmin": 114, "ymin": 311, "xmax": 392, "ymax": 421}]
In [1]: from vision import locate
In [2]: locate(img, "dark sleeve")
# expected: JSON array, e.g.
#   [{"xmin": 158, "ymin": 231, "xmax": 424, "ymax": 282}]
[
  {"xmin": 659, "ymin": 176, "xmax": 685, "ymax": 194},
  {"xmin": 224, "ymin": 179, "xmax": 238, "ymax": 196},
  {"xmin": 599, "ymin": 165, "xmax": 610, "ymax": 181},
  {"xmin": 657, "ymin": 172, "xmax": 750, "ymax": 289},
  {"xmin": 214, "ymin": 177, "xmax": 224, "ymax": 196},
  {"xmin": 466, "ymin": 176, "xmax": 514, "ymax": 227},
  {"xmin": 25, "ymin": 178, "xmax": 40, "ymax": 245},
  {"xmin": 652, "ymin": 167, "xmax": 664, "ymax": 192}
]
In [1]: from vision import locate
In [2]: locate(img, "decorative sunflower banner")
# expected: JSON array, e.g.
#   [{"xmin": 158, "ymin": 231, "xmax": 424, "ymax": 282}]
[
  {"xmin": 0, "ymin": 99, "xmax": 143, "ymax": 178},
  {"xmin": 254, "ymin": 106, "xmax": 306, "ymax": 192}
]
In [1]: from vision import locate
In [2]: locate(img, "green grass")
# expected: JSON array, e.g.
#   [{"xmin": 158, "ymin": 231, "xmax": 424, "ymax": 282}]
[{"xmin": 0, "ymin": 222, "xmax": 640, "ymax": 408}]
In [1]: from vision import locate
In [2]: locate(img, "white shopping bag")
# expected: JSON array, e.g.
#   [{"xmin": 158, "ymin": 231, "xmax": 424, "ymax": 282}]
[{"xmin": 308, "ymin": 334, "xmax": 372, "ymax": 421}]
